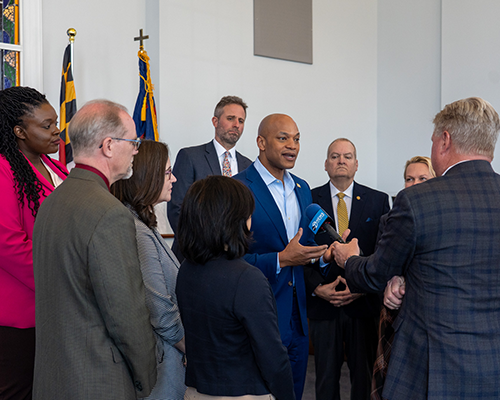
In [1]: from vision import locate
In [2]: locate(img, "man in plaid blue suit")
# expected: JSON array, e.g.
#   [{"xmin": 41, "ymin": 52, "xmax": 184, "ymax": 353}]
[{"xmin": 332, "ymin": 97, "xmax": 500, "ymax": 399}]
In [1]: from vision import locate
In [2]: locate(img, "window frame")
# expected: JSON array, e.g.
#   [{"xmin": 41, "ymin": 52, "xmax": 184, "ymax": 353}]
[{"xmin": 0, "ymin": 0, "xmax": 43, "ymax": 89}]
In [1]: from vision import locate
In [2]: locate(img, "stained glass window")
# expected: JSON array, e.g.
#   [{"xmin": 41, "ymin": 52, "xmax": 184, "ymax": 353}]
[
  {"xmin": 2, "ymin": 49, "xmax": 18, "ymax": 88},
  {"xmin": 0, "ymin": 0, "xmax": 19, "ymax": 89}
]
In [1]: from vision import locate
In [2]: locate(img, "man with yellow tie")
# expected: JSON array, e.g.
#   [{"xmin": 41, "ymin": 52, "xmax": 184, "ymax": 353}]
[{"xmin": 304, "ymin": 138, "xmax": 390, "ymax": 400}]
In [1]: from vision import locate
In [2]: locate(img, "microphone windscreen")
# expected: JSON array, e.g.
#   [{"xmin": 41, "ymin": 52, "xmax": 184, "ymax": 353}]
[
  {"xmin": 305, "ymin": 203, "xmax": 322, "ymax": 221},
  {"xmin": 305, "ymin": 204, "xmax": 329, "ymax": 234}
]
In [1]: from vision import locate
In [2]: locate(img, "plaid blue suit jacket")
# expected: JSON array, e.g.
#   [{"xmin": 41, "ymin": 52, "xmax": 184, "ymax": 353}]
[{"xmin": 346, "ymin": 160, "xmax": 500, "ymax": 399}]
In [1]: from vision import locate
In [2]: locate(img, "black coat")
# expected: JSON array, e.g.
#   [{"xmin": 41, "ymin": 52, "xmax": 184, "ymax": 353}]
[
  {"xmin": 304, "ymin": 181, "xmax": 390, "ymax": 319},
  {"xmin": 176, "ymin": 256, "xmax": 295, "ymax": 399}
]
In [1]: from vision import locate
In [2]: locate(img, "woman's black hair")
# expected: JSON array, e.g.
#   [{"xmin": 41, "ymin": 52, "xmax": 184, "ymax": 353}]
[
  {"xmin": 0, "ymin": 86, "xmax": 49, "ymax": 216},
  {"xmin": 177, "ymin": 175, "xmax": 255, "ymax": 264},
  {"xmin": 111, "ymin": 140, "xmax": 169, "ymax": 228}
]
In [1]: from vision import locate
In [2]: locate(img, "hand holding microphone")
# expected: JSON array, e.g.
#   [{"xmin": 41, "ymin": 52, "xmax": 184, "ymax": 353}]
[
  {"xmin": 305, "ymin": 204, "xmax": 362, "ymax": 266},
  {"xmin": 305, "ymin": 204, "xmax": 346, "ymax": 243}
]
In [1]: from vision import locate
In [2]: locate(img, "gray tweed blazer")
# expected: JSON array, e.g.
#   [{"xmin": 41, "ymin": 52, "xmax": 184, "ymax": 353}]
[{"xmin": 33, "ymin": 168, "xmax": 157, "ymax": 399}]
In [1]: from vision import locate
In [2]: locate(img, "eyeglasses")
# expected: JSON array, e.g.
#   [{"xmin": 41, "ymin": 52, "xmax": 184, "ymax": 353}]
[
  {"xmin": 165, "ymin": 167, "xmax": 173, "ymax": 181},
  {"xmin": 99, "ymin": 137, "xmax": 142, "ymax": 150}
]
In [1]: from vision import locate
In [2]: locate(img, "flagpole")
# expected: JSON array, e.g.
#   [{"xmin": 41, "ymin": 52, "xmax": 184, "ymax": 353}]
[
  {"xmin": 59, "ymin": 28, "xmax": 78, "ymax": 165},
  {"xmin": 133, "ymin": 29, "xmax": 159, "ymax": 141},
  {"xmin": 67, "ymin": 28, "xmax": 76, "ymax": 71}
]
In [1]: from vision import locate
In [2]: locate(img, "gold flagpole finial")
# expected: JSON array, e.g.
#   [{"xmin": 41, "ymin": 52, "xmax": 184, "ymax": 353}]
[
  {"xmin": 67, "ymin": 28, "xmax": 77, "ymax": 43},
  {"xmin": 134, "ymin": 28, "xmax": 149, "ymax": 51}
]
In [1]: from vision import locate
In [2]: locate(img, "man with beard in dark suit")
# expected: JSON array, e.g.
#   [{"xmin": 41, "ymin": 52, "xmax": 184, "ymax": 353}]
[
  {"xmin": 333, "ymin": 97, "xmax": 500, "ymax": 400},
  {"xmin": 305, "ymin": 138, "xmax": 389, "ymax": 400},
  {"xmin": 168, "ymin": 96, "xmax": 252, "ymax": 261}
]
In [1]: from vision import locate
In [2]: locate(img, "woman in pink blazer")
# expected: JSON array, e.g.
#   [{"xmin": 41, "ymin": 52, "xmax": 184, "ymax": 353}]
[{"xmin": 0, "ymin": 87, "xmax": 68, "ymax": 399}]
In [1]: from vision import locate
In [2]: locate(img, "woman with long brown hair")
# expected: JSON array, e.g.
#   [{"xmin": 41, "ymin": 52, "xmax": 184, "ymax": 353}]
[{"xmin": 112, "ymin": 139, "xmax": 186, "ymax": 399}]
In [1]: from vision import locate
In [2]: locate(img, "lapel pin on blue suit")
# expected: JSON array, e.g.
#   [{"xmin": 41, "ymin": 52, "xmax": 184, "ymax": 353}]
[
  {"xmin": 297, "ymin": 183, "xmax": 301, "ymax": 188},
  {"xmin": 356, "ymin": 196, "xmax": 361, "ymax": 200}
]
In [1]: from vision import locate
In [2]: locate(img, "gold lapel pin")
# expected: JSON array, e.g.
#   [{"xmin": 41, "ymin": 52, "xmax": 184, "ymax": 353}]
[
  {"xmin": 356, "ymin": 196, "xmax": 360, "ymax": 200},
  {"xmin": 297, "ymin": 183, "xmax": 301, "ymax": 188}
]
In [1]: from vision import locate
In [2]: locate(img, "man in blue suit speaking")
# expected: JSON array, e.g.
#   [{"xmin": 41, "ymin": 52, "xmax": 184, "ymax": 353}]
[{"xmin": 234, "ymin": 114, "xmax": 334, "ymax": 400}]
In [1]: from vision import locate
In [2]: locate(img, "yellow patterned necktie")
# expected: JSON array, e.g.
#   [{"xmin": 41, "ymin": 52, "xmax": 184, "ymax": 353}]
[{"xmin": 337, "ymin": 193, "xmax": 348, "ymax": 235}]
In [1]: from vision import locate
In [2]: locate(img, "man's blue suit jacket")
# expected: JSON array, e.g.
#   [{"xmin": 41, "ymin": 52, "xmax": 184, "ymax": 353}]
[
  {"xmin": 234, "ymin": 163, "xmax": 316, "ymax": 339},
  {"xmin": 346, "ymin": 160, "xmax": 500, "ymax": 400}
]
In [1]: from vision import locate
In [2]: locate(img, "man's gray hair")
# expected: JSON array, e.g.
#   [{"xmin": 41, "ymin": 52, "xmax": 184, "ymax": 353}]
[
  {"xmin": 69, "ymin": 99, "xmax": 129, "ymax": 157},
  {"xmin": 327, "ymin": 138, "xmax": 357, "ymax": 159},
  {"xmin": 433, "ymin": 97, "xmax": 500, "ymax": 158}
]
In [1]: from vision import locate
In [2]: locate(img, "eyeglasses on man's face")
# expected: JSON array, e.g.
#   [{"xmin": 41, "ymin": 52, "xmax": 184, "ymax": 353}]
[{"xmin": 99, "ymin": 137, "xmax": 142, "ymax": 150}]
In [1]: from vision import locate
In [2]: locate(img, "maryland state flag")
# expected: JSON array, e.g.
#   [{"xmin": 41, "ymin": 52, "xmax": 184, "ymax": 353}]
[
  {"xmin": 133, "ymin": 50, "xmax": 159, "ymax": 141},
  {"xmin": 59, "ymin": 44, "xmax": 77, "ymax": 165}
]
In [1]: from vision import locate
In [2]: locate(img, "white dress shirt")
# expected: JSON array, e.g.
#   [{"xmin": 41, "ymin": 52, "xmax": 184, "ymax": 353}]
[{"xmin": 254, "ymin": 157, "xmax": 300, "ymax": 274}]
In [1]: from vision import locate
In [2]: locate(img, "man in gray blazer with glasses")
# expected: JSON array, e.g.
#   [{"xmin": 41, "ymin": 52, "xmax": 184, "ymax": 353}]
[{"xmin": 33, "ymin": 100, "xmax": 157, "ymax": 400}]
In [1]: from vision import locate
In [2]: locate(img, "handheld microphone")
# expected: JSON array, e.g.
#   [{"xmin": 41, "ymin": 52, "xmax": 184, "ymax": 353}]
[
  {"xmin": 305, "ymin": 203, "xmax": 363, "ymax": 256},
  {"xmin": 305, "ymin": 204, "xmax": 345, "ymax": 243}
]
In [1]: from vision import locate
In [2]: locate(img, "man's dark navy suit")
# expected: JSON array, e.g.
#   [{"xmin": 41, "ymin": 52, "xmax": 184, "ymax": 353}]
[
  {"xmin": 167, "ymin": 141, "xmax": 252, "ymax": 260},
  {"xmin": 305, "ymin": 181, "xmax": 389, "ymax": 400}
]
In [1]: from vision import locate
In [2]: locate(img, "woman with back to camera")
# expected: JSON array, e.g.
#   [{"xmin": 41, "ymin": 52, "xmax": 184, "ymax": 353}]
[
  {"xmin": 370, "ymin": 155, "xmax": 435, "ymax": 400},
  {"xmin": 176, "ymin": 175, "xmax": 295, "ymax": 400},
  {"xmin": 111, "ymin": 139, "xmax": 186, "ymax": 399},
  {"xmin": 0, "ymin": 86, "xmax": 68, "ymax": 399}
]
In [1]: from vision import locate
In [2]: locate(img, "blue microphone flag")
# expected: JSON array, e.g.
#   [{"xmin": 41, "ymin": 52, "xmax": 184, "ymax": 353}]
[{"xmin": 308, "ymin": 207, "xmax": 328, "ymax": 234}]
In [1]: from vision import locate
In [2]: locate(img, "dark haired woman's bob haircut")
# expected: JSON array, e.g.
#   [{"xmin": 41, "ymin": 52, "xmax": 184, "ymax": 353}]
[{"xmin": 177, "ymin": 175, "xmax": 255, "ymax": 264}]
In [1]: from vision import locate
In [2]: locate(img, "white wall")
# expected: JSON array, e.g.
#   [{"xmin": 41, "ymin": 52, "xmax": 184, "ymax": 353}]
[
  {"xmin": 377, "ymin": 0, "xmax": 500, "ymax": 195},
  {"xmin": 376, "ymin": 0, "xmax": 442, "ymax": 196},
  {"xmin": 441, "ymin": 0, "xmax": 500, "ymax": 172},
  {"xmin": 42, "ymin": 0, "xmax": 146, "ymax": 114},
  {"xmin": 39, "ymin": 0, "xmax": 500, "ymax": 201},
  {"xmin": 150, "ymin": 0, "xmax": 378, "ymax": 190},
  {"xmin": 40, "ymin": 0, "xmax": 379, "ymax": 192}
]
